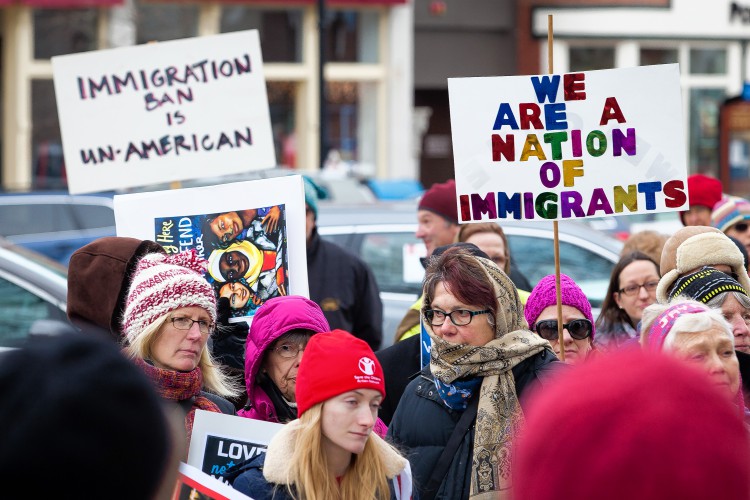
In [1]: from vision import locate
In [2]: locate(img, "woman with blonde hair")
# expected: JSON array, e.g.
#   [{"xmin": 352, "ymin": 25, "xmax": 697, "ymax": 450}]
[
  {"xmin": 122, "ymin": 250, "xmax": 239, "ymax": 444},
  {"xmin": 232, "ymin": 329, "xmax": 412, "ymax": 500}
]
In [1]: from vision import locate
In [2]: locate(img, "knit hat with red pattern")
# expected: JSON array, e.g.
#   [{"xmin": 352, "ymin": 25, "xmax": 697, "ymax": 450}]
[
  {"xmin": 122, "ymin": 249, "xmax": 216, "ymax": 344},
  {"xmin": 419, "ymin": 179, "xmax": 458, "ymax": 224},
  {"xmin": 295, "ymin": 329, "xmax": 385, "ymax": 417}
]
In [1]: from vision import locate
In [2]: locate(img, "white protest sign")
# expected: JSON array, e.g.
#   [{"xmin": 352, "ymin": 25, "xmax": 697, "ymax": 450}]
[
  {"xmin": 114, "ymin": 176, "xmax": 308, "ymax": 322},
  {"xmin": 52, "ymin": 30, "xmax": 275, "ymax": 194},
  {"xmin": 448, "ymin": 64, "xmax": 687, "ymax": 223},
  {"xmin": 188, "ymin": 410, "xmax": 283, "ymax": 484},
  {"xmin": 174, "ymin": 462, "xmax": 254, "ymax": 499}
]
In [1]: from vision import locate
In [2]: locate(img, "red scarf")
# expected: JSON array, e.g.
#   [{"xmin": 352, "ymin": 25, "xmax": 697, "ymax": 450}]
[{"xmin": 134, "ymin": 358, "xmax": 221, "ymax": 442}]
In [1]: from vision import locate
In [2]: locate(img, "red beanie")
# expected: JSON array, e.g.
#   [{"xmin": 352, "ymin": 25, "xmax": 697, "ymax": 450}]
[
  {"xmin": 681, "ymin": 173, "xmax": 723, "ymax": 224},
  {"xmin": 295, "ymin": 330, "xmax": 385, "ymax": 417},
  {"xmin": 513, "ymin": 350, "xmax": 750, "ymax": 500},
  {"xmin": 419, "ymin": 179, "xmax": 458, "ymax": 224}
]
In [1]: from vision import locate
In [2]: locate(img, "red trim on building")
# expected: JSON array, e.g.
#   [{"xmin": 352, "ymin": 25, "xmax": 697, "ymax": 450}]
[
  {"xmin": 5, "ymin": 0, "xmax": 405, "ymax": 7},
  {"xmin": 161, "ymin": 0, "xmax": 406, "ymax": 4},
  {"xmin": 18, "ymin": 0, "xmax": 122, "ymax": 6}
]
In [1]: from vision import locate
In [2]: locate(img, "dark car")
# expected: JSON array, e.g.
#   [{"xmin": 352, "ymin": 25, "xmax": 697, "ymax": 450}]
[
  {"xmin": 0, "ymin": 192, "xmax": 115, "ymax": 264},
  {"xmin": 317, "ymin": 201, "xmax": 623, "ymax": 347}
]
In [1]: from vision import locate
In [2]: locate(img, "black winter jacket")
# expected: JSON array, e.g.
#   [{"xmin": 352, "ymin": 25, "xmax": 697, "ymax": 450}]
[
  {"xmin": 387, "ymin": 348, "xmax": 562, "ymax": 499},
  {"xmin": 306, "ymin": 227, "xmax": 383, "ymax": 350}
]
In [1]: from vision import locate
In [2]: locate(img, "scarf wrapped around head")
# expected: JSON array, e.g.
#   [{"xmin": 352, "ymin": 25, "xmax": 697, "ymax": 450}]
[
  {"xmin": 426, "ymin": 255, "xmax": 550, "ymax": 499},
  {"xmin": 133, "ymin": 357, "xmax": 220, "ymax": 449}
]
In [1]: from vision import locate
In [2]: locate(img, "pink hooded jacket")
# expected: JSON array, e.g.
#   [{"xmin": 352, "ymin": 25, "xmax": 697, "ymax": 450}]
[{"xmin": 237, "ymin": 295, "xmax": 329, "ymax": 422}]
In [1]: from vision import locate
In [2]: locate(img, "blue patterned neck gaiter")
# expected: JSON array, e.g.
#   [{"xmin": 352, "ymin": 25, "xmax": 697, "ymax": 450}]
[{"xmin": 433, "ymin": 376, "xmax": 482, "ymax": 410}]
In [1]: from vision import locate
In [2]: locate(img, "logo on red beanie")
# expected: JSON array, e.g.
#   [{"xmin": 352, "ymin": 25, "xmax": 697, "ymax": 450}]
[{"xmin": 359, "ymin": 357, "xmax": 376, "ymax": 375}]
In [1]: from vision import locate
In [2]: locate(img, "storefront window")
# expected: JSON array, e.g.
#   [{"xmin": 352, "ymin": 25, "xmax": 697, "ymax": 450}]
[
  {"xmin": 689, "ymin": 88, "xmax": 725, "ymax": 171},
  {"xmin": 327, "ymin": 82, "xmax": 357, "ymax": 162},
  {"xmin": 325, "ymin": 10, "xmax": 380, "ymax": 63},
  {"xmin": 221, "ymin": 8, "xmax": 302, "ymax": 63},
  {"xmin": 690, "ymin": 48, "xmax": 727, "ymax": 74},
  {"xmin": 640, "ymin": 48, "xmax": 678, "ymax": 66},
  {"xmin": 569, "ymin": 47, "xmax": 614, "ymax": 72},
  {"xmin": 267, "ymin": 82, "xmax": 297, "ymax": 168},
  {"xmin": 326, "ymin": 81, "xmax": 377, "ymax": 169},
  {"xmin": 33, "ymin": 9, "xmax": 98, "ymax": 59},
  {"xmin": 31, "ymin": 80, "xmax": 66, "ymax": 190},
  {"xmin": 136, "ymin": 2, "xmax": 198, "ymax": 44}
]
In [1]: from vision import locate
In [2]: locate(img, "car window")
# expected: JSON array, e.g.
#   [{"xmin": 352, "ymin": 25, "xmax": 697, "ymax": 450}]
[
  {"xmin": 71, "ymin": 203, "xmax": 115, "ymax": 230},
  {"xmin": 508, "ymin": 235, "xmax": 614, "ymax": 308},
  {"xmin": 0, "ymin": 203, "xmax": 76, "ymax": 236},
  {"xmin": 321, "ymin": 233, "xmax": 352, "ymax": 249},
  {"xmin": 360, "ymin": 232, "xmax": 424, "ymax": 295},
  {"xmin": 0, "ymin": 275, "xmax": 67, "ymax": 347}
]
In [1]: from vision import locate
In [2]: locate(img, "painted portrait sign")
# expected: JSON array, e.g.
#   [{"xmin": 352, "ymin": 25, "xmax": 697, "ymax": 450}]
[
  {"xmin": 52, "ymin": 30, "xmax": 275, "ymax": 194},
  {"xmin": 153, "ymin": 204, "xmax": 288, "ymax": 319},
  {"xmin": 448, "ymin": 64, "xmax": 688, "ymax": 223},
  {"xmin": 114, "ymin": 176, "xmax": 308, "ymax": 322}
]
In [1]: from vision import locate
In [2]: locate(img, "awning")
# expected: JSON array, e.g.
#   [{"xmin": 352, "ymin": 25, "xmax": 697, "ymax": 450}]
[
  {"xmin": 7, "ymin": 0, "xmax": 123, "ymax": 6},
  {"xmin": 1, "ymin": 0, "xmax": 406, "ymax": 8}
]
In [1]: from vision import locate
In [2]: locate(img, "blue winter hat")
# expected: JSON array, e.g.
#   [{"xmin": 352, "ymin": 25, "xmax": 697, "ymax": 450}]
[{"xmin": 302, "ymin": 176, "xmax": 328, "ymax": 219}]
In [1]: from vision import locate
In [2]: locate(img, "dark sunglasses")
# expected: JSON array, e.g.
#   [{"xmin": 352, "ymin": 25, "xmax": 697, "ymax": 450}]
[
  {"xmin": 534, "ymin": 319, "xmax": 592, "ymax": 341},
  {"xmin": 734, "ymin": 222, "xmax": 750, "ymax": 233}
]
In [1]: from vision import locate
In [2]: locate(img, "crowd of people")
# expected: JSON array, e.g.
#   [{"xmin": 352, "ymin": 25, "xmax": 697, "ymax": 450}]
[{"xmin": 3, "ymin": 171, "xmax": 750, "ymax": 499}]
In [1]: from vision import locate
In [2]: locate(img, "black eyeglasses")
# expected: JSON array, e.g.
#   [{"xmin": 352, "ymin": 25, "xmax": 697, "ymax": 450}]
[
  {"xmin": 617, "ymin": 281, "xmax": 659, "ymax": 297},
  {"xmin": 733, "ymin": 222, "xmax": 750, "ymax": 233},
  {"xmin": 169, "ymin": 316, "xmax": 214, "ymax": 335},
  {"xmin": 424, "ymin": 308, "xmax": 491, "ymax": 327},
  {"xmin": 534, "ymin": 319, "xmax": 592, "ymax": 341},
  {"xmin": 272, "ymin": 343, "xmax": 305, "ymax": 359}
]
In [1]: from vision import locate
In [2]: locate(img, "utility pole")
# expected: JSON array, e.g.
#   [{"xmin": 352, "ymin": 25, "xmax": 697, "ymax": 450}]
[{"xmin": 318, "ymin": 0, "xmax": 327, "ymax": 169}]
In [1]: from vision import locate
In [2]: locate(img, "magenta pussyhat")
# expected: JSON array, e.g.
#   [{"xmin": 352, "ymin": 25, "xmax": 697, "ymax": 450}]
[{"xmin": 524, "ymin": 274, "xmax": 595, "ymax": 341}]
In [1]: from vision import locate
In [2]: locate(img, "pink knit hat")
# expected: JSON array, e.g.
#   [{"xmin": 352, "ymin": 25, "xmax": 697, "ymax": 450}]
[
  {"xmin": 524, "ymin": 274, "xmax": 595, "ymax": 341},
  {"xmin": 122, "ymin": 249, "xmax": 216, "ymax": 344}
]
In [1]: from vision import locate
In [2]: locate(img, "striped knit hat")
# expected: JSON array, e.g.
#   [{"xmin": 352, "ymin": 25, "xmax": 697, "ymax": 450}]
[
  {"xmin": 711, "ymin": 195, "xmax": 750, "ymax": 233},
  {"xmin": 122, "ymin": 249, "xmax": 216, "ymax": 344},
  {"xmin": 667, "ymin": 267, "xmax": 747, "ymax": 304}
]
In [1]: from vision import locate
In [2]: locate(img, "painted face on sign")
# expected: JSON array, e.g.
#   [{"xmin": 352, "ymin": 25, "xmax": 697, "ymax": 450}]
[
  {"xmin": 219, "ymin": 250, "xmax": 249, "ymax": 281},
  {"xmin": 219, "ymin": 281, "xmax": 252, "ymax": 309},
  {"xmin": 210, "ymin": 212, "xmax": 243, "ymax": 244}
]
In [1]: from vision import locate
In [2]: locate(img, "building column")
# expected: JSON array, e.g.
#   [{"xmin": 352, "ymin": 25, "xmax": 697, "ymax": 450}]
[
  {"xmin": 2, "ymin": 6, "xmax": 33, "ymax": 191},
  {"xmin": 387, "ymin": 2, "xmax": 413, "ymax": 179}
]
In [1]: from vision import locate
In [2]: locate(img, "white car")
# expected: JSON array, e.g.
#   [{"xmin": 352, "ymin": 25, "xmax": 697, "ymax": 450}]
[{"xmin": 317, "ymin": 201, "xmax": 623, "ymax": 348}]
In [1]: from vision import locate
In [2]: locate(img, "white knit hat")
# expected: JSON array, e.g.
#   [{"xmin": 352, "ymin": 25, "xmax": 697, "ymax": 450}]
[{"xmin": 122, "ymin": 250, "xmax": 216, "ymax": 344}]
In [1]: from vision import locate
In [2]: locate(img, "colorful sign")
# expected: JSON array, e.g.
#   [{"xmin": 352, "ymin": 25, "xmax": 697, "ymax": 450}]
[
  {"xmin": 113, "ymin": 176, "xmax": 307, "ymax": 322},
  {"xmin": 448, "ymin": 64, "xmax": 688, "ymax": 222},
  {"xmin": 52, "ymin": 30, "xmax": 275, "ymax": 194}
]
